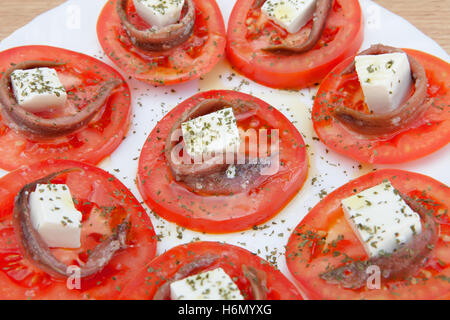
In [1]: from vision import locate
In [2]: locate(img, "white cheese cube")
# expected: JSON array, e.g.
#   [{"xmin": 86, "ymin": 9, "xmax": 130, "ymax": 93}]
[
  {"xmin": 29, "ymin": 184, "xmax": 82, "ymax": 249},
  {"xmin": 181, "ymin": 108, "xmax": 241, "ymax": 159},
  {"xmin": 342, "ymin": 181, "xmax": 422, "ymax": 258},
  {"xmin": 261, "ymin": 0, "xmax": 317, "ymax": 34},
  {"xmin": 11, "ymin": 68, "xmax": 67, "ymax": 113},
  {"xmin": 355, "ymin": 53, "xmax": 412, "ymax": 114},
  {"xmin": 133, "ymin": 0, "xmax": 185, "ymax": 28},
  {"xmin": 170, "ymin": 268, "xmax": 244, "ymax": 300}
]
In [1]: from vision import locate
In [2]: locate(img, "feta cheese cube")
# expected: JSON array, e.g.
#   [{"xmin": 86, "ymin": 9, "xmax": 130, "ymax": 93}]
[
  {"xmin": 170, "ymin": 268, "xmax": 244, "ymax": 300},
  {"xmin": 29, "ymin": 184, "xmax": 82, "ymax": 249},
  {"xmin": 11, "ymin": 67, "xmax": 67, "ymax": 113},
  {"xmin": 181, "ymin": 108, "xmax": 241, "ymax": 159},
  {"xmin": 355, "ymin": 52, "xmax": 412, "ymax": 114},
  {"xmin": 133, "ymin": 0, "xmax": 185, "ymax": 28},
  {"xmin": 261, "ymin": 0, "xmax": 317, "ymax": 34},
  {"xmin": 342, "ymin": 181, "xmax": 422, "ymax": 258}
]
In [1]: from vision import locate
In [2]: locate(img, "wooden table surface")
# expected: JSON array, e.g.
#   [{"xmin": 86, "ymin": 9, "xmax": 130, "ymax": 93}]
[{"xmin": 0, "ymin": 0, "xmax": 449, "ymax": 53}]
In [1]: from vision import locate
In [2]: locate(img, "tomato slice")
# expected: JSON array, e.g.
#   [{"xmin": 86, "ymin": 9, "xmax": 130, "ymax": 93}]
[
  {"xmin": 285, "ymin": 169, "xmax": 450, "ymax": 300},
  {"xmin": 137, "ymin": 90, "xmax": 308, "ymax": 233},
  {"xmin": 97, "ymin": 0, "xmax": 226, "ymax": 86},
  {"xmin": 0, "ymin": 160, "xmax": 157, "ymax": 300},
  {"xmin": 119, "ymin": 241, "xmax": 303, "ymax": 300},
  {"xmin": 226, "ymin": 0, "xmax": 364, "ymax": 89},
  {"xmin": 313, "ymin": 49, "xmax": 450, "ymax": 164},
  {"xmin": 0, "ymin": 46, "xmax": 131, "ymax": 171}
]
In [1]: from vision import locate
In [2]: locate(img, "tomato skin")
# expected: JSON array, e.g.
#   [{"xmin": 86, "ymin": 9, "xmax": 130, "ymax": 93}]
[
  {"xmin": 313, "ymin": 49, "xmax": 450, "ymax": 164},
  {"xmin": 120, "ymin": 241, "xmax": 303, "ymax": 300},
  {"xmin": 285, "ymin": 169, "xmax": 450, "ymax": 300},
  {"xmin": 0, "ymin": 46, "xmax": 131, "ymax": 171},
  {"xmin": 0, "ymin": 160, "xmax": 157, "ymax": 300},
  {"xmin": 137, "ymin": 90, "xmax": 308, "ymax": 233},
  {"xmin": 226, "ymin": 0, "xmax": 364, "ymax": 89},
  {"xmin": 97, "ymin": 0, "xmax": 226, "ymax": 86}
]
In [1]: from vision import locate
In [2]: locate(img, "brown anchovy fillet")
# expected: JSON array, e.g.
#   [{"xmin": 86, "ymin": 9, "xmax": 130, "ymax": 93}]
[
  {"xmin": 180, "ymin": 156, "xmax": 277, "ymax": 195},
  {"xmin": 334, "ymin": 44, "xmax": 429, "ymax": 136},
  {"xmin": 13, "ymin": 169, "xmax": 129, "ymax": 279},
  {"xmin": 117, "ymin": 0, "xmax": 195, "ymax": 51},
  {"xmin": 262, "ymin": 0, "xmax": 333, "ymax": 54},
  {"xmin": 165, "ymin": 99, "xmax": 257, "ymax": 181},
  {"xmin": 319, "ymin": 193, "xmax": 438, "ymax": 289},
  {"xmin": 0, "ymin": 60, "xmax": 121, "ymax": 138},
  {"xmin": 153, "ymin": 253, "xmax": 220, "ymax": 300},
  {"xmin": 242, "ymin": 265, "xmax": 268, "ymax": 300}
]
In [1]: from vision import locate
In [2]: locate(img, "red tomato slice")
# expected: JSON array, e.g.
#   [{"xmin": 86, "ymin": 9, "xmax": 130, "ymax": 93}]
[
  {"xmin": 137, "ymin": 90, "xmax": 308, "ymax": 233},
  {"xmin": 226, "ymin": 0, "xmax": 364, "ymax": 89},
  {"xmin": 0, "ymin": 160, "xmax": 157, "ymax": 300},
  {"xmin": 285, "ymin": 169, "xmax": 450, "ymax": 300},
  {"xmin": 119, "ymin": 241, "xmax": 303, "ymax": 300},
  {"xmin": 97, "ymin": 0, "xmax": 226, "ymax": 86},
  {"xmin": 0, "ymin": 46, "xmax": 131, "ymax": 171},
  {"xmin": 313, "ymin": 49, "xmax": 450, "ymax": 164}
]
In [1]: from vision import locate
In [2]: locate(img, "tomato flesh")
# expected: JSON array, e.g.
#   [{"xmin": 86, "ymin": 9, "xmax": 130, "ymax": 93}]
[
  {"xmin": 97, "ymin": 0, "xmax": 226, "ymax": 86},
  {"xmin": 0, "ymin": 160, "xmax": 157, "ymax": 300},
  {"xmin": 120, "ymin": 241, "xmax": 303, "ymax": 300},
  {"xmin": 285, "ymin": 169, "xmax": 450, "ymax": 300},
  {"xmin": 0, "ymin": 46, "xmax": 131, "ymax": 171},
  {"xmin": 313, "ymin": 49, "xmax": 450, "ymax": 164},
  {"xmin": 226, "ymin": 0, "xmax": 364, "ymax": 89},
  {"xmin": 137, "ymin": 90, "xmax": 308, "ymax": 233}
]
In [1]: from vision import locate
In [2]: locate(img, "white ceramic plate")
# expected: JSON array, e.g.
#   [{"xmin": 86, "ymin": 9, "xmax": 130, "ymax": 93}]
[{"xmin": 0, "ymin": 0, "xmax": 449, "ymax": 296}]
